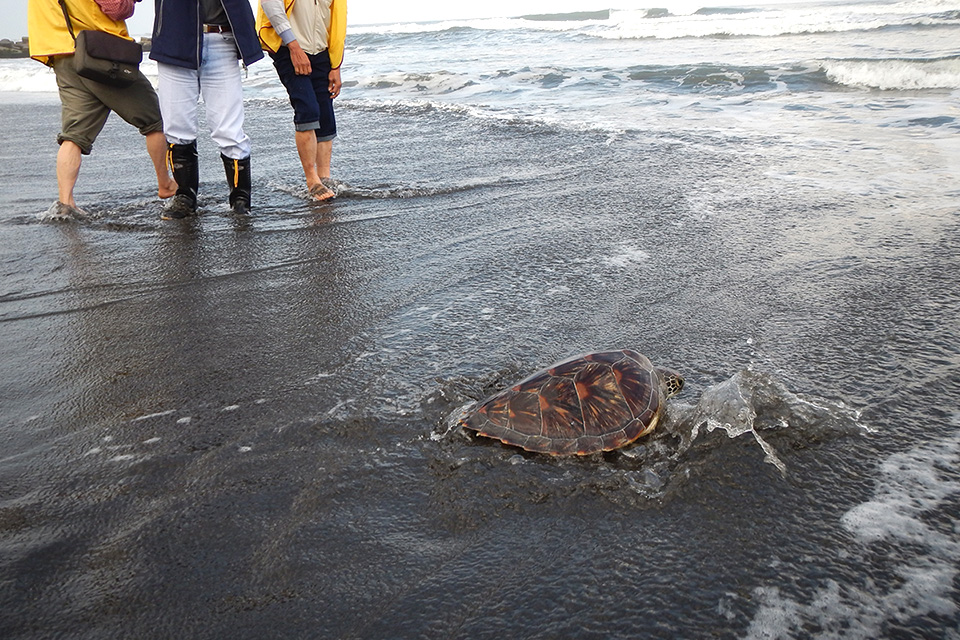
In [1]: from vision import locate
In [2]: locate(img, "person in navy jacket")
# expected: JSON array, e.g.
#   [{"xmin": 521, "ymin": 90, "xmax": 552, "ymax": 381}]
[{"xmin": 151, "ymin": 0, "xmax": 264, "ymax": 218}]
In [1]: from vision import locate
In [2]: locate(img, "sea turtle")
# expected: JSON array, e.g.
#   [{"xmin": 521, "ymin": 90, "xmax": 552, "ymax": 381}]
[{"xmin": 460, "ymin": 349, "xmax": 684, "ymax": 456}]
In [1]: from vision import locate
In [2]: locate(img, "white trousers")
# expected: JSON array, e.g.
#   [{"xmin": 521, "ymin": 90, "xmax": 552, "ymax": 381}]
[{"xmin": 157, "ymin": 33, "xmax": 251, "ymax": 160}]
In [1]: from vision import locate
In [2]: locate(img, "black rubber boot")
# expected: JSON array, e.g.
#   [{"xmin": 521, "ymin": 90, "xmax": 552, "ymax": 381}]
[
  {"xmin": 163, "ymin": 141, "xmax": 199, "ymax": 219},
  {"xmin": 222, "ymin": 154, "xmax": 251, "ymax": 215}
]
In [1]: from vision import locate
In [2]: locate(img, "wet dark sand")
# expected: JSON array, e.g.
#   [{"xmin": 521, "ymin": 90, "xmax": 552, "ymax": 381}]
[{"xmin": 2, "ymin": 97, "xmax": 958, "ymax": 638}]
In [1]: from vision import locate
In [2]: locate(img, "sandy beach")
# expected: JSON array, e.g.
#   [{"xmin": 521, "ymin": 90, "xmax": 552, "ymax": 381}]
[{"xmin": 2, "ymin": 3, "xmax": 960, "ymax": 637}]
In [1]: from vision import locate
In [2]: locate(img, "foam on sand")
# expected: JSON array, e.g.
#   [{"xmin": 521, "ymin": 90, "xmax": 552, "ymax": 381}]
[{"xmin": 745, "ymin": 425, "xmax": 960, "ymax": 638}]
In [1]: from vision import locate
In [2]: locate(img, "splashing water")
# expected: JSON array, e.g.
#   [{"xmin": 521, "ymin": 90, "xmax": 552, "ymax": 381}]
[
  {"xmin": 36, "ymin": 201, "xmax": 90, "ymax": 223},
  {"xmin": 668, "ymin": 369, "xmax": 868, "ymax": 476}
]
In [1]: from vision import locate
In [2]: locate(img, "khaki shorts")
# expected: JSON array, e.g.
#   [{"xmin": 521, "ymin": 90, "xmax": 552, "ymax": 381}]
[{"xmin": 53, "ymin": 54, "xmax": 163, "ymax": 155}]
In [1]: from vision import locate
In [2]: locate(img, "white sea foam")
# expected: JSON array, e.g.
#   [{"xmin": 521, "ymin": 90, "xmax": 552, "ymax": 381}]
[
  {"xmin": 0, "ymin": 58, "xmax": 159, "ymax": 93},
  {"xmin": 745, "ymin": 429, "xmax": 960, "ymax": 638},
  {"xmin": 132, "ymin": 409, "xmax": 176, "ymax": 422},
  {"xmin": 0, "ymin": 59, "xmax": 56, "ymax": 92},
  {"xmin": 842, "ymin": 436, "xmax": 960, "ymax": 545},
  {"xmin": 601, "ymin": 246, "xmax": 651, "ymax": 268}
]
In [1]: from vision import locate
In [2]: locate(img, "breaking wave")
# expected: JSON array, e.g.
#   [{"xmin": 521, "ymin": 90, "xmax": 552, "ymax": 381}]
[
  {"xmin": 0, "ymin": 59, "xmax": 56, "ymax": 92},
  {"xmin": 519, "ymin": 10, "xmax": 610, "ymax": 22},
  {"xmin": 694, "ymin": 7, "xmax": 763, "ymax": 16},
  {"xmin": 5, "ymin": 57, "xmax": 956, "ymax": 98},
  {"xmin": 333, "ymin": 57, "xmax": 959, "ymax": 107},
  {"xmin": 822, "ymin": 55, "xmax": 960, "ymax": 90},
  {"xmin": 349, "ymin": 2, "xmax": 960, "ymax": 40}
]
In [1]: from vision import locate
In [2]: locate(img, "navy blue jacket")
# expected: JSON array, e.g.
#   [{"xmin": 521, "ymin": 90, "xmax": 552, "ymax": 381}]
[{"xmin": 150, "ymin": 0, "xmax": 264, "ymax": 69}]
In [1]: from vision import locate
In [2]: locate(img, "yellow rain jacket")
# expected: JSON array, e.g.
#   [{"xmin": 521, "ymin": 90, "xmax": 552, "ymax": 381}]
[
  {"xmin": 28, "ymin": 0, "xmax": 132, "ymax": 66},
  {"xmin": 256, "ymin": 0, "xmax": 346, "ymax": 69}
]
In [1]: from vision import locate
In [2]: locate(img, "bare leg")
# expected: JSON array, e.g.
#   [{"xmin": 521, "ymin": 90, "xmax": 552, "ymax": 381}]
[
  {"xmin": 56, "ymin": 140, "xmax": 83, "ymax": 207},
  {"xmin": 295, "ymin": 130, "xmax": 333, "ymax": 201},
  {"xmin": 146, "ymin": 131, "xmax": 177, "ymax": 199},
  {"xmin": 316, "ymin": 139, "xmax": 333, "ymax": 179}
]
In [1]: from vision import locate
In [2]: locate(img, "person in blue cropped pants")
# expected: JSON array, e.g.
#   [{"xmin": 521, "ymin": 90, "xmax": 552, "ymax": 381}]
[{"xmin": 257, "ymin": 0, "xmax": 347, "ymax": 201}]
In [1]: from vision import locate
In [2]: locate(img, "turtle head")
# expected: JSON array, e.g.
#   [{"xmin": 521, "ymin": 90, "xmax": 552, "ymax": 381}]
[{"xmin": 658, "ymin": 368, "xmax": 684, "ymax": 398}]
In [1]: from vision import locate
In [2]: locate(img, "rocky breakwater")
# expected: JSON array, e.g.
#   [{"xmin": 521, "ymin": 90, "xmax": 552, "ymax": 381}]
[
  {"xmin": 0, "ymin": 36, "xmax": 151, "ymax": 58},
  {"xmin": 0, "ymin": 37, "xmax": 29, "ymax": 58}
]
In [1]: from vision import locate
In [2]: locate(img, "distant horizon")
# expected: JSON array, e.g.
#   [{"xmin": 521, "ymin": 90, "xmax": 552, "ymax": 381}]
[{"xmin": 0, "ymin": 0, "xmax": 816, "ymax": 41}]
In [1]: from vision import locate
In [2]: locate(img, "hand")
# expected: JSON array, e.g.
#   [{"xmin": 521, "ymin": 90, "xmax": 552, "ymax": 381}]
[
  {"xmin": 288, "ymin": 41, "xmax": 311, "ymax": 75},
  {"xmin": 328, "ymin": 68, "xmax": 342, "ymax": 98}
]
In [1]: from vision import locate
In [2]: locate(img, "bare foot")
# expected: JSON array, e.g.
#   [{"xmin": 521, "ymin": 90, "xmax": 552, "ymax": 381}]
[
  {"xmin": 309, "ymin": 183, "xmax": 335, "ymax": 201},
  {"xmin": 158, "ymin": 178, "xmax": 178, "ymax": 200}
]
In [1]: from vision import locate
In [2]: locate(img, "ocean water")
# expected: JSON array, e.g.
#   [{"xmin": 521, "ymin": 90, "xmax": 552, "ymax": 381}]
[{"xmin": 1, "ymin": 1, "xmax": 959, "ymax": 638}]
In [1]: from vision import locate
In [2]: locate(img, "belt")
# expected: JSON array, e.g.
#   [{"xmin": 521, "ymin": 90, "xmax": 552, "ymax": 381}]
[{"xmin": 203, "ymin": 24, "xmax": 231, "ymax": 33}]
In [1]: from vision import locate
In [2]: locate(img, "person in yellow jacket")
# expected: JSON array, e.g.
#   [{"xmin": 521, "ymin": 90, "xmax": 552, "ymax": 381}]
[
  {"xmin": 257, "ymin": 0, "xmax": 346, "ymax": 201},
  {"xmin": 28, "ymin": 0, "xmax": 176, "ymax": 219}
]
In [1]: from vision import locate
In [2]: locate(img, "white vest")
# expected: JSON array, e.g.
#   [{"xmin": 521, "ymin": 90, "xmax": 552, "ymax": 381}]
[{"xmin": 290, "ymin": 0, "xmax": 333, "ymax": 55}]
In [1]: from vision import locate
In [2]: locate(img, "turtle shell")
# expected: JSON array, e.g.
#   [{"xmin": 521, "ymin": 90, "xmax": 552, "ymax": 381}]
[{"xmin": 460, "ymin": 349, "xmax": 667, "ymax": 456}]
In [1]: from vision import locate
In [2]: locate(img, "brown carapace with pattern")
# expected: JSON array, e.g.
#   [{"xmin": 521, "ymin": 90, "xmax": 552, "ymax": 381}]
[{"xmin": 460, "ymin": 349, "xmax": 684, "ymax": 456}]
